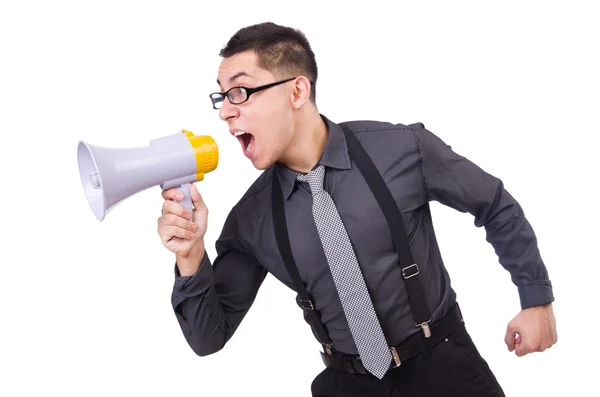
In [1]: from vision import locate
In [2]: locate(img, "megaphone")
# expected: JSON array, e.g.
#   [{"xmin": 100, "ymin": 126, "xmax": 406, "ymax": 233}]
[{"xmin": 77, "ymin": 129, "xmax": 218, "ymax": 221}]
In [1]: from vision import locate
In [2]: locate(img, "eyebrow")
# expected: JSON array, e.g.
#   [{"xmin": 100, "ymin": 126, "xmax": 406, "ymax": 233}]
[{"xmin": 216, "ymin": 71, "xmax": 253, "ymax": 87}]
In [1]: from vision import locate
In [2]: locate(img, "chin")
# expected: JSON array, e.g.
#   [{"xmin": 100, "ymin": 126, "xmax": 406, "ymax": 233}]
[{"xmin": 250, "ymin": 155, "xmax": 276, "ymax": 171}]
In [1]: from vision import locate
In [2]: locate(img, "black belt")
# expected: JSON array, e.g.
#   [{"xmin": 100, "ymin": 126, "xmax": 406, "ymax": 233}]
[{"xmin": 320, "ymin": 303, "xmax": 464, "ymax": 375}]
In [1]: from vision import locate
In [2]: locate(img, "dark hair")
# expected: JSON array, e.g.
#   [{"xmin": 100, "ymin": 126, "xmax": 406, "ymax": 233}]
[{"xmin": 220, "ymin": 22, "xmax": 318, "ymax": 103}]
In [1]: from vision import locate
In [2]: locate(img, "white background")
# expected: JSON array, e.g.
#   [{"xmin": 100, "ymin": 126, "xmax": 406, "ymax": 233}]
[{"xmin": 1, "ymin": 1, "xmax": 598, "ymax": 396}]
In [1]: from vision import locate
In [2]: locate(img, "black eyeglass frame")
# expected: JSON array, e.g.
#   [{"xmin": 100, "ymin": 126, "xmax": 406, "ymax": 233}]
[{"xmin": 209, "ymin": 77, "xmax": 312, "ymax": 109}]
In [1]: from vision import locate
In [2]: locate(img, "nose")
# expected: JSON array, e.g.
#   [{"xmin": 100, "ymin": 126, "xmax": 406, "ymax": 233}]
[{"xmin": 219, "ymin": 97, "xmax": 238, "ymax": 121}]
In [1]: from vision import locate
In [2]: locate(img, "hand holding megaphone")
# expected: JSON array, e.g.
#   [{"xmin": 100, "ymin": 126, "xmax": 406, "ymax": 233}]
[
  {"xmin": 158, "ymin": 183, "xmax": 208, "ymax": 272},
  {"xmin": 77, "ymin": 129, "xmax": 218, "ymax": 221}
]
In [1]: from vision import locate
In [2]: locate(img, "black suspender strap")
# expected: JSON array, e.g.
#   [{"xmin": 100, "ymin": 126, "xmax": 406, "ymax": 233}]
[
  {"xmin": 271, "ymin": 168, "xmax": 335, "ymax": 353},
  {"xmin": 270, "ymin": 123, "xmax": 433, "ymax": 354},
  {"xmin": 340, "ymin": 124, "xmax": 432, "ymax": 337}
]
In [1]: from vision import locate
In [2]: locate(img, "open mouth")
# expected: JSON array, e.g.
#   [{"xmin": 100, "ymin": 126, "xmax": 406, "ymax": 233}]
[{"xmin": 234, "ymin": 131, "xmax": 255, "ymax": 154}]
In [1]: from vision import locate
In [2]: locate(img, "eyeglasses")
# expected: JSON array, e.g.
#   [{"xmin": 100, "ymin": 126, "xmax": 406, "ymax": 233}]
[{"xmin": 209, "ymin": 77, "xmax": 298, "ymax": 110}]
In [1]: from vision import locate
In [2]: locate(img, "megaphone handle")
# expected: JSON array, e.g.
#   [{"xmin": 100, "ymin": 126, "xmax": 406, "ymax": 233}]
[{"xmin": 175, "ymin": 183, "xmax": 194, "ymax": 219}]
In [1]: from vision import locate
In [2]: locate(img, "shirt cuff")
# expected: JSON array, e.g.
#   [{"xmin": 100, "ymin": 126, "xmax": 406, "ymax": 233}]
[
  {"xmin": 518, "ymin": 282, "xmax": 555, "ymax": 309},
  {"xmin": 173, "ymin": 251, "xmax": 214, "ymax": 298}
]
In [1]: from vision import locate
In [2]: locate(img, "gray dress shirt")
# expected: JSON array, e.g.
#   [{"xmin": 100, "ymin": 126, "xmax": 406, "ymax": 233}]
[{"xmin": 171, "ymin": 115, "xmax": 554, "ymax": 356}]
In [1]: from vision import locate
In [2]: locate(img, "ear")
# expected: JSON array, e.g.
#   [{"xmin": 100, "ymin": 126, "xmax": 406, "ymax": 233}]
[{"xmin": 290, "ymin": 76, "xmax": 311, "ymax": 109}]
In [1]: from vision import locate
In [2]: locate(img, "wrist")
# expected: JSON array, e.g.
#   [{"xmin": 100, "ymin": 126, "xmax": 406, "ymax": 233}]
[{"xmin": 176, "ymin": 243, "xmax": 205, "ymax": 277}]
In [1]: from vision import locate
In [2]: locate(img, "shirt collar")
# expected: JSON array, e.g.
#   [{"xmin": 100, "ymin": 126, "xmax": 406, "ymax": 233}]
[{"xmin": 276, "ymin": 114, "xmax": 352, "ymax": 200}]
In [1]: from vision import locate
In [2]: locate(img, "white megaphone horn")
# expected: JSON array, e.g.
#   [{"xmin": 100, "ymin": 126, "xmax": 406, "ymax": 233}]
[{"xmin": 77, "ymin": 129, "xmax": 218, "ymax": 221}]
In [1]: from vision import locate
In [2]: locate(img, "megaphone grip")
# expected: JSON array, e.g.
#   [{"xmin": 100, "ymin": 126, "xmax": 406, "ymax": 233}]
[{"xmin": 175, "ymin": 183, "xmax": 194, "ymax": 219}]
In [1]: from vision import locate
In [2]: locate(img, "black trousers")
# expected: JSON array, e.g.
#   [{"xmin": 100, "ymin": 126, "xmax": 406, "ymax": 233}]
[{"xmin": 311, "ymin": 322, "xmax": 505, "ymax": 397}]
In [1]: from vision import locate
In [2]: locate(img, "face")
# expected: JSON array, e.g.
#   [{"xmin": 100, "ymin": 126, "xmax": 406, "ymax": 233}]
[{"xmin": 215, "ymin": 50, "xmax": 298, "ymax": 170}]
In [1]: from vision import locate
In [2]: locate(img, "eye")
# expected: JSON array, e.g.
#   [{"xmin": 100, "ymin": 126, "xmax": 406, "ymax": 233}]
[{"xmin": 228, "ymin": 87, "xmax": 246, "ymax": 102}]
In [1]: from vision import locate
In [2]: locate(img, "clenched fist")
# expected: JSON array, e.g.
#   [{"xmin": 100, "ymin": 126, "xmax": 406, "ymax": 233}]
[
  {"xmin": 505, "ymin": 302, "xmax": 558, "ymax": 357},
  {"xmin": 157, "ymin": 183, "xmax": 208, "ymax": 276}
]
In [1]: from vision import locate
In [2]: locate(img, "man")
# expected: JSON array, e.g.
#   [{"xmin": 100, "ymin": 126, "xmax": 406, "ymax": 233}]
[{"xmin": 157, "ymin": 22, "xmax": 557, "ymax": 396}]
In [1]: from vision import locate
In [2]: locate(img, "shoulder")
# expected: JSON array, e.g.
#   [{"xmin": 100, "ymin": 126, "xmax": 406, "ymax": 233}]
[
  {"xmin": 335, "ymin": 118, "xmax": 429, "ymax": 155},
  {"xmin": 337, "ymin": 119, "xmax": 428, "ymax": 147},
  {"xmin": 227, "ymin": 166, "xmax": 275, "ymax": 226},
  {"xmin": 339, "ymin": 119, "xmax": 425, "ymax": 135},
  {"xmin": 235, "ymin": 167, "xmax": 274, "ymax": 206},
  {"xmin": 215, "ymin": 167, "xmax": 274, "ymax": 253}
]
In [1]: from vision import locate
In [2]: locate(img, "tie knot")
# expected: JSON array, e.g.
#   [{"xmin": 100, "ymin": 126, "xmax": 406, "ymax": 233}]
[{"xmin": 296, "ymin": 164, "xmax": 325, "ymax": 194}]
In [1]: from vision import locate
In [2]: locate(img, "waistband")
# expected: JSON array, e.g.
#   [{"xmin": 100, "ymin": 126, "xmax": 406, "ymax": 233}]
[{"xmin": 320, "ymin": 303, "xmax": 465, "ymax": 375}]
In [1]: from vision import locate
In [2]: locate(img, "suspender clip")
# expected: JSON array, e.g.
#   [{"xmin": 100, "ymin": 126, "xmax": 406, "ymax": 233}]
[
  {"xmin": 390, "ymin": 346, "xmax": 402, "ymax": 367},
  {"xmin": 417, "ymin": 319, "xmax": 432, "ymax": 338}
]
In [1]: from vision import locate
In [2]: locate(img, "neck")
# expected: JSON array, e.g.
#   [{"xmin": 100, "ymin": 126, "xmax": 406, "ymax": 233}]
[{"xmin": 279, "ymin": 106, "xmax": 328, "ymax": 173}]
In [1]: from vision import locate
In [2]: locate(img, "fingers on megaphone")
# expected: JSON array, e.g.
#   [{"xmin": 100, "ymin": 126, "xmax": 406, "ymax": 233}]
[
  {"xmin": 167, "ymin": 224, "xmax": 197, "ymax": 241},
  {"xmin": 158, "ymin": 213, "xmax": 197, "ymax": 235},
  {"xmin": 162, "ymin": 199, "xmax": 193, "ymax": 221},
  {"xmin": 189, "ymin": 184, "xmax": 207, "ymax": 214},
  {"xmin": 162, "ymin": 187, "xmax": 182, "ymax": 201},
  {"xmin": 157, "ymin": 212, "xmax": 198, "ymax": 245}
]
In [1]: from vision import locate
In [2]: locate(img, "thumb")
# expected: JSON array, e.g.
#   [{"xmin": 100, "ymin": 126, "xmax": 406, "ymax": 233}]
[
  {"xmin": 505, "ymin": 324, "xmax": 518, "ymax": 352},
  {"xmin": 189, "ymin": 183, "xmax": 206, "ymax": 212},
  {"xmin": 514, "ymin": 334, "xmax": 525, "ymax": 357}
]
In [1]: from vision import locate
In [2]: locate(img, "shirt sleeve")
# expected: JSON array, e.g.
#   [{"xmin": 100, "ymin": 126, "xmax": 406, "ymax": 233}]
[
  {"xmin": 411, "ymin": 123, "xmax": 554, "ymax": 310},
  {"xmin": 171, "ymin": 207, "xmax": 268, "ymax": 356}
]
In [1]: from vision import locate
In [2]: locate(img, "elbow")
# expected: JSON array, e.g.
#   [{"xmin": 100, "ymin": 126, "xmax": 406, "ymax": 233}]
[
  {"xmin": 189, "ymin": 340, "xmax": 225, "ymax": 357},
  {"xmin": 186, "ymin": 331, "xmax": 227, "ymax": 357},
  {"xmin": 175, "ymin": 307, "xmax": 228, "ymax": 357}
]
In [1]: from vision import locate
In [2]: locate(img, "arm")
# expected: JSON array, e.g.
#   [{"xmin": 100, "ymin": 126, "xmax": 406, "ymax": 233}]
[
  {"xmin": 172, "ymin": 235, "xmax": 267, "ymax": 356},
  {"xmin": 411, "ymin": 124, "xmax": 554, "ymax": 308},
  {"xmin": 159, "ymin": 185, "xmax": 267, "ymax": 357},
  {"xmin": 411, "ymin": 124, "xmax": 557, "ymax": 355}
]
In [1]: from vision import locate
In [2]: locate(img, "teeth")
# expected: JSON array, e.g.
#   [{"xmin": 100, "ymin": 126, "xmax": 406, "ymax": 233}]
[
  {"xmin": 247, "ymin": 137, "xmax": 253, "ymax": 152},
  {"xmin": 234, "ymin": 131, "xmax": 247, "ymax": 137}
]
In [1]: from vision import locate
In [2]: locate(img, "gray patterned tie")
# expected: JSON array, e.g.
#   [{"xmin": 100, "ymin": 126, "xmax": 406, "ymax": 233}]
[{"xmin": 297, "ymin": 164, "xmax": 392, "ymax": 379}]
